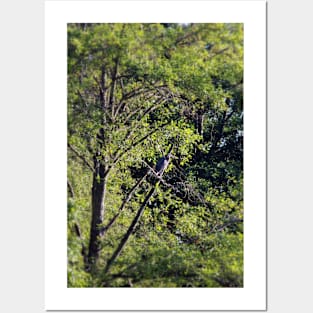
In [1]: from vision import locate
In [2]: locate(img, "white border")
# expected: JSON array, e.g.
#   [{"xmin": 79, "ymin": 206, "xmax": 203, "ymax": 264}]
[{"xmin": 45, "ymin": 1, "xmax": 266, "ymax": 310}]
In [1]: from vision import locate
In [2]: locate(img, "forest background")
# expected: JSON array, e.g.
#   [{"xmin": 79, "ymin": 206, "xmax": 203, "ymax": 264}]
[{"xmin": 67, "ymin": 23, "xmax": 243, "ymax": 288}]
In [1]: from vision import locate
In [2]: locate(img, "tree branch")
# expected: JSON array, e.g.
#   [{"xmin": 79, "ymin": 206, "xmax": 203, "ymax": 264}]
[
  {"xmin": 103, "ymin": 151, "xmax": 175, "ymax": 276},
  {"xmin": 105, "ymin": 120, "xmax": 174, "ymax": 177},
  {"xmin": 109, "ymin": 58, "xmax": 119, "ymax": 118},
  {"xmin": 115, "ymin": 85, "xmax": 167, "ymax": 117},
  {"xmin": 210, "ymin": 47, "xmax": 230, "ymax": 58},
  {"xmin": 67, "ymin": 179, "xmax": 75, "ymax": 198},
  {"xmin": 209, "ymin": 217, "xmax": 243, "ymax": 234},
  {"xmin": 68, "ymin": 143, "xmax": 94, "ymax": 172},
  {"xmin": 73, "ymin": 223, "xmax": 88, "ymax": 268},
  {"xmin": 103, "ymin": 182, "xmax": 159, "ymax": 275},
  {"xmin": 100, "ymin": 172, "xmax": 149, "ymax": 235}
]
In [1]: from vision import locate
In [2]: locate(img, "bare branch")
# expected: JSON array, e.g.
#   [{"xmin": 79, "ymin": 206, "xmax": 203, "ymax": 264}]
[
  {"xmin": 73, "ymin": 223, "xmax": 88, "ymax": 268},
  {"xmin": 76, "ymin": 89, "xmax": 88, "ymax": 107},
  {"xmin": 210, "ymin": 47, "xmax": 229, "ymax": 58},
  {"xmin": 209, "ymin": 217, "xmax": 243, "ymax": 234},
  {"xmin": 104, "ymin": 181, "xmax": 159, "ymax": 275},
  {"xmin": 100, "ymin": 172, "xmax": 149, "ymax": 235},
  {"xmin": 109, "ymin": 58, "xmax": 119, "ymax": 118},
  {"xmin": 108, "ymin": 120, "xmax": 173, "ymax": 175},
  {"xmin": 93, "ymin": 75, "xmax": 104, "ymax": 94},
  {"xmin": 115, "ymin": 85, "xmax": 167, "ymax": 117},
  {"xmin": 67, "ymin": 179, "xmax": 74, "ymax": 198},
  {"xmin": 68, "ymin": 143, "xmax": 94, "ymax": 173}
]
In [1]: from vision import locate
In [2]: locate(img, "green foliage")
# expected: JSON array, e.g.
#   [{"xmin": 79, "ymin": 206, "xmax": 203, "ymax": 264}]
[{"xmin": 67, "ymin": 23, "xmax": 243, "ymax": 287}]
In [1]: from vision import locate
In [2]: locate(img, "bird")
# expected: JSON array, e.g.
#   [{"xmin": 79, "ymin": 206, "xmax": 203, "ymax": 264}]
[
  {"xmin": 205, "ymin": 43, "xmax": 214, "ymax": 51},
  {"xmin": 155, "ymin": 153, "xmax": 172, "ymax": 176}
]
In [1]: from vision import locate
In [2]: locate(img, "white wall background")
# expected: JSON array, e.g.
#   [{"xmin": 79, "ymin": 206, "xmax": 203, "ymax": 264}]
[{"xmin": 0, "ymin": 0, "xmax": 312, "ymax": 312}]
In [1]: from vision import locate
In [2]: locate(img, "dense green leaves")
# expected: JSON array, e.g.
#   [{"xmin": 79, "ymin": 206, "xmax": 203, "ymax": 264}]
[{"xmin": 67, "ymin": 23, "xmax": 243, "ymax": 287}]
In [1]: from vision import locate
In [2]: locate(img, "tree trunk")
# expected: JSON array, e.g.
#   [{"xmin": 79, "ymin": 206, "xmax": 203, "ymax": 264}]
[
  {"xmin": 196, "ymin": 112, "xmax": 204, "ymax": 137},
  {"xmin": 86, "ymin": 155, "xmax": 107, "ymax": 270},
  {"xmin": 86, "ymin": 64, "xmax": 108, "ymax": 271}
]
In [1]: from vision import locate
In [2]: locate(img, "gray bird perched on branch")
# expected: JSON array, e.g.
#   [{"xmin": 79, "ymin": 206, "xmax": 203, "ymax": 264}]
[{"xmin": 155, "ymin": 153, "xmax": 173, "ymax": 176}]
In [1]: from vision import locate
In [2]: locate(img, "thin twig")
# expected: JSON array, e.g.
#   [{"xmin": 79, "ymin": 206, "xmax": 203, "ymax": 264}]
[{"xmin": 68, "ymin": 143, "xmax": 94, "ymax": 173}]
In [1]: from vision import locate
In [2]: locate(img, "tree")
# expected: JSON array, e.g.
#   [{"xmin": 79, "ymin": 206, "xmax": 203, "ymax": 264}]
[{"xmin": 67, "ymin": 23, "xmax": 243, "ymax": 287}]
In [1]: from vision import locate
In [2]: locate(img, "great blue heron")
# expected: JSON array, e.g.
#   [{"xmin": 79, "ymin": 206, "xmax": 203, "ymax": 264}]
[{"xmin": 155, "ymin": 153, "xmax": 173, "ymax": 175}]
